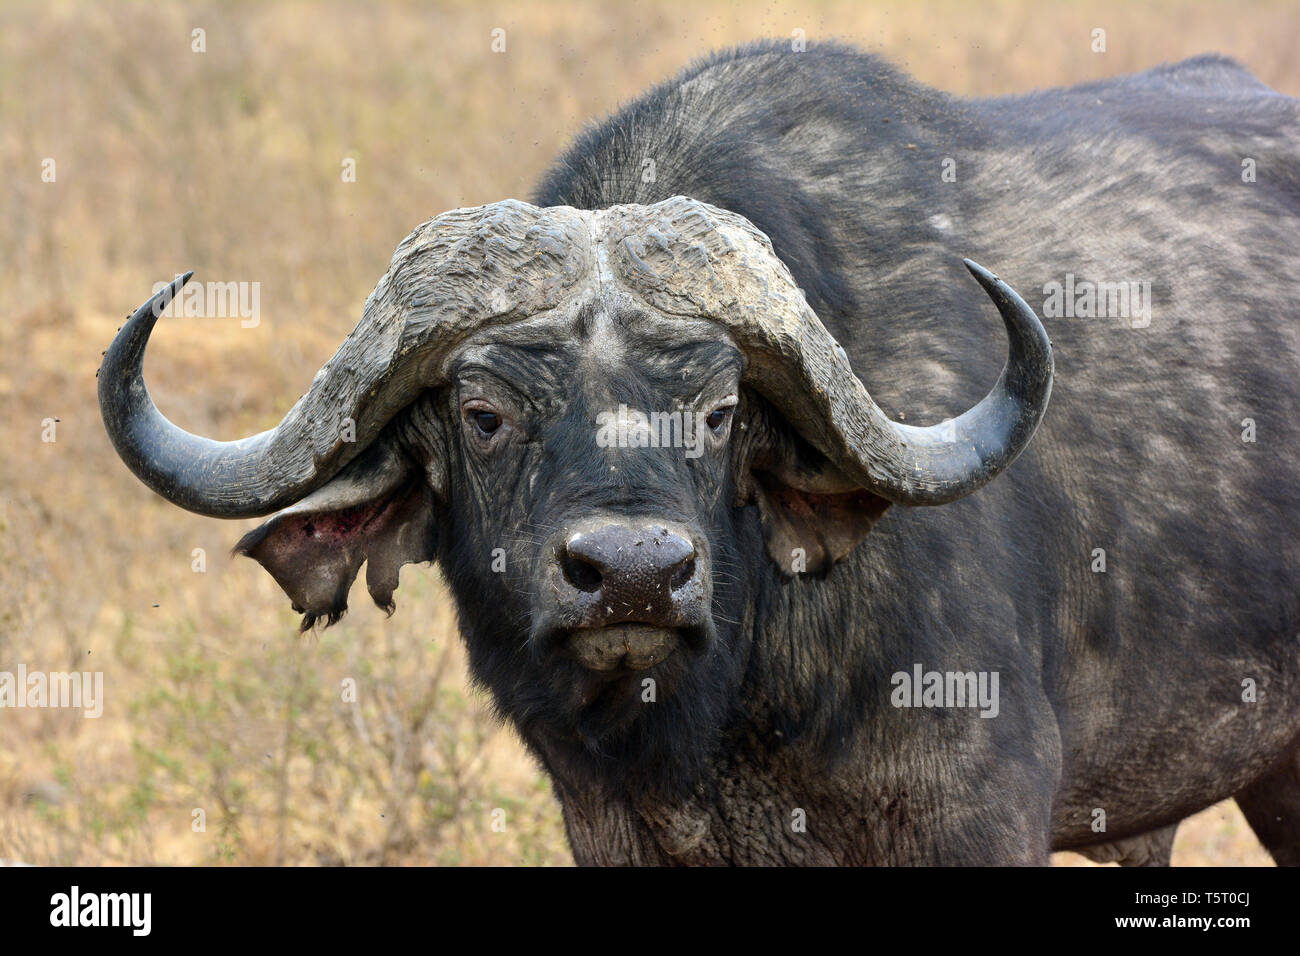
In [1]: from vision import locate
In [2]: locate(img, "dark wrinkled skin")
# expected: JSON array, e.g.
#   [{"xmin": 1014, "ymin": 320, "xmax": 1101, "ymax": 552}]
[
  {"xmin": 524, "ymin": 42, "xmax": 1300, "ymax": 865},
  {"xmin": 434, "ymin": 306, "xmax": 756, "ymax": 803},
  {"xmin": 236, "ymin": 42, "xmax": 1300, "ymax": 864},
  {"xmin": 420, "ymin": 298, "xmax": 1068, "ymax": 864}
]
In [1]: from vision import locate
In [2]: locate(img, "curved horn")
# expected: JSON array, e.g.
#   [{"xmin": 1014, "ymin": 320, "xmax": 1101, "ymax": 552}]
[
  {"xmin": 97, "ymin": 271, "xmax": 312, "ymax": 518},
  {"xmin": 598, "ymin": 196, "xmax": 1053, "ymax": 506},
  {"xmin": 98, "ymin": 201, "xmax": 594, "ymax": 518},
  {"xmin": 102, "ymin": 197, "xmax": 1051, "ymax": 518},
  {"xmin": 880, "ymin": 259, "xmax": 1053, "ymax": 503}
]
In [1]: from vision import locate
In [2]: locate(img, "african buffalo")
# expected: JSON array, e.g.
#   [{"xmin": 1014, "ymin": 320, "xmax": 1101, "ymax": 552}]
[{"xmin": 99, "ymin": 41, "xmax": 1300, "ymax": 865}]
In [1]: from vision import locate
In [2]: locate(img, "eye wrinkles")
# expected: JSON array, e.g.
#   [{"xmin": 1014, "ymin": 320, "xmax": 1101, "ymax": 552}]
[
  {"xmin": 456, "ymin": 353, "xmax": 567, "ymax": 395},
  {"xmin": 454, "ymin": 352, "xmax": 569, "ymax": 424},
  {"xmin": 449, "ymin": 338, "xmax": 742, "ymax": 531},
  {"xmin": 456, "ymin": 341, "xmax": 742, "ymax": 418},
  {"xmin": 637, "ymin": 349, "xmax": 742, "ymax": 402}
]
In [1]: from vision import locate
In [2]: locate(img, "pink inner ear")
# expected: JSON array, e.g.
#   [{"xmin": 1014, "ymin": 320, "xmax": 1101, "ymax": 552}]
[
  {"xmin": 296, "ymin": 494, "xmax": 405, "ymax": 544},
  {"xmin": 234, "ymin": 478, "xmax": 437, "ymax": 630}
]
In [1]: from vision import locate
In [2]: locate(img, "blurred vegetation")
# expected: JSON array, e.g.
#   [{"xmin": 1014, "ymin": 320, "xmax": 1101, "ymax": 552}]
[{"xmin": 1, "ymin": 0, "xmax": 1291, "ymax": 865}]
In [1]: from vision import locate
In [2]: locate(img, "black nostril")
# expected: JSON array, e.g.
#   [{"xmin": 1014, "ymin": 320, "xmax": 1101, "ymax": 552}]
[
  {"xmin": 560, "ymin": 549, "xmax": 603, "ymax": 593},
  {"xmin": 670, "ymin": 556, "xmax": 695, "ymax": 591}
]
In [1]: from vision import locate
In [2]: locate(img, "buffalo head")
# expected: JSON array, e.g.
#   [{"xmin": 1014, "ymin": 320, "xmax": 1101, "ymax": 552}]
[{"xmin": 99, "ymin": 196, "xmax": 1052, "ymax": 795}]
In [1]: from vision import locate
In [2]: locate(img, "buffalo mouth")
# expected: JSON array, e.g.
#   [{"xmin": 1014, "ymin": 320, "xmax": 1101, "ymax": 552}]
[{"xmin": 564, "ymin": 624, "xmax": 684, "ymax": 673}]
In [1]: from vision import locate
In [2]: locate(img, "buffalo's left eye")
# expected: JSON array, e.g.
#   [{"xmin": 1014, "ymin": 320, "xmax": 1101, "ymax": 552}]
[
  {"xmin": 706, "ymin": 401, "xmax": 736, "ymax": 432},
  {"xmin": 473, "ymin": 411, "xmax": 502, "ymax": 434}
]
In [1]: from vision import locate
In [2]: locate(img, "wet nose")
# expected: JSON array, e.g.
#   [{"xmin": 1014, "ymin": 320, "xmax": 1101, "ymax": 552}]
[{"xmin": 559, "ymin": 524, "xmax": 698, "ymax": 624}]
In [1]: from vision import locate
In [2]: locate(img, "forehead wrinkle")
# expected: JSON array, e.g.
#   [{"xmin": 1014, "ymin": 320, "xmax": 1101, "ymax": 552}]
[
  {"xmin": 583, "ymin": 299, "xmax": 741, "ymax": 371},
  {"xmin": 452, "ymin": 289, "xmax": 743, "ymax": 418},
  {"xmin": 454, "ymin": 340, "xmax": 573, "ymax": 382},
  {"xmin": 614, "ymin": 330, "xmax": 743, "ymax": 408}
]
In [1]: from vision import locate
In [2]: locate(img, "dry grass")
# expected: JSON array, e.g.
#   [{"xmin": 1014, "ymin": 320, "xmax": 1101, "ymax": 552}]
[{"xmin": 2, "ymin": 0, "xmax": 1293, "ymax": 866}]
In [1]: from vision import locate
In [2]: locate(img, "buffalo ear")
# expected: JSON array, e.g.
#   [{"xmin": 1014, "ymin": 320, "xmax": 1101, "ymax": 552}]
[
  {"xmin": 233, "ymin": 439, "xmax": 438, "ymax": 630},
  {"xmin": 752, "ymin": 470, "xmax": 890, "ymax": 575},
  {"xmin": 740, "ymin": 393, "xmax": 891, "ymax": 576}
]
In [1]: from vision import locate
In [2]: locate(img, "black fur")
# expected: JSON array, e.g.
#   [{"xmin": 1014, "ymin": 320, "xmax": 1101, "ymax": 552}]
[
  {"xmin": 434, "ymin": 306, "xmax": 753, "ymax": 802},
  {"xmin": 528, "ymin": 41, "xmax": 1300, "ymax": 863},
  {"xmin": 246, "ymin": 41, "xmax": 1300, "ymax": 864}
]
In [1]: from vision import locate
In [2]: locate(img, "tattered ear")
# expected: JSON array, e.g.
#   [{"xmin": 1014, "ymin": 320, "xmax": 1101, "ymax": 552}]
[
  {"xmin": 233, "ymin": 439, "xmax": 438, "ymax": 629},
  {"xmin": 741, "ymin": 396, "xmax": 891, "ymax": 576}
]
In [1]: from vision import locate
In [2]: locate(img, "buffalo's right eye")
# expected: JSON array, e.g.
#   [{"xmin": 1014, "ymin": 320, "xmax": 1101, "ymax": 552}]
[
  {"xmin": 705, "ymin": 397, "xmax": 738, "ymax": 433},
  {"xmin": 472, "ymin": 411, "xmax": 502, "ymax": 435}
]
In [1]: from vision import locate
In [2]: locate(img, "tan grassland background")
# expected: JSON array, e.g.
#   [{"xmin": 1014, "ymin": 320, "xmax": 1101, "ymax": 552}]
[{"xmin": 2, "ymin": 0, "xmax": 1295, "ymax": 865}]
